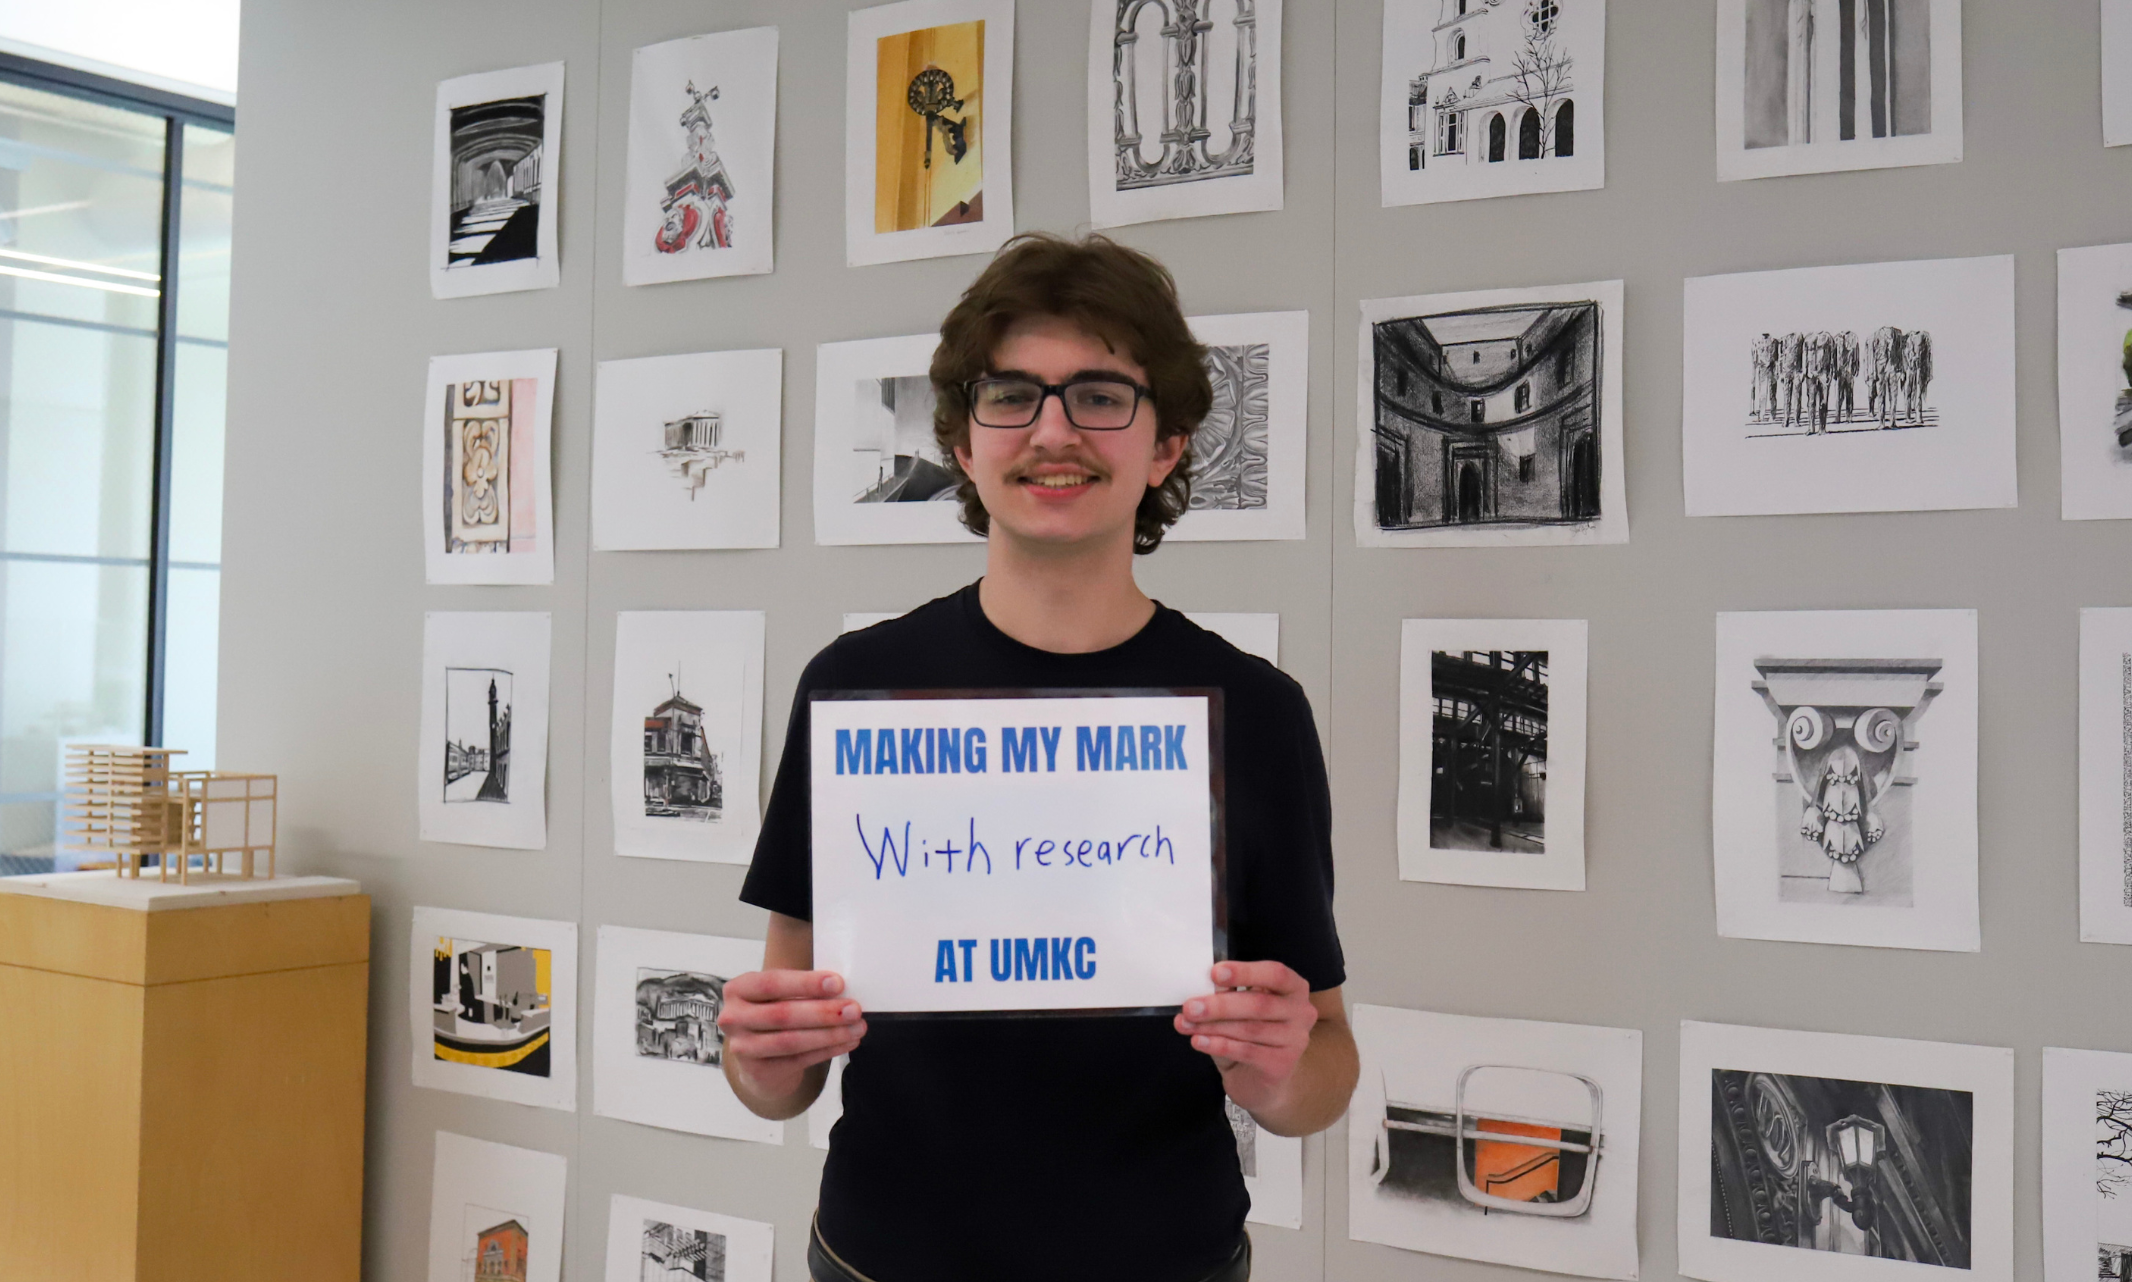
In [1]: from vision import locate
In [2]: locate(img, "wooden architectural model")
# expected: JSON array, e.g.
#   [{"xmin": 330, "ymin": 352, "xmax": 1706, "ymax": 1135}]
[{"xmin": 65, "ymin": 745, "xmax": 279, "ymax": 883}]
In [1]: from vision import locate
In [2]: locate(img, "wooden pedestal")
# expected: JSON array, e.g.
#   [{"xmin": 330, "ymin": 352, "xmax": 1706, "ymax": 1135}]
[{"xmin": 0, "ymin": 874, "xmax": 370, "ymax": 1282}]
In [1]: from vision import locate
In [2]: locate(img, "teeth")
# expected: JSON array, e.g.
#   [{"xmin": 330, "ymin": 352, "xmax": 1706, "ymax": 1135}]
[{"xmin": 1028, "ymin": 475, "xmax": 1090, "ymax": 488}]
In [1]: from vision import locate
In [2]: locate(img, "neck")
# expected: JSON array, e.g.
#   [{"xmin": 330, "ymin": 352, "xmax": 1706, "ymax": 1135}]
[{"xmin": 976, "ymin": 526, "xmax": 1154, "ymax": 654}]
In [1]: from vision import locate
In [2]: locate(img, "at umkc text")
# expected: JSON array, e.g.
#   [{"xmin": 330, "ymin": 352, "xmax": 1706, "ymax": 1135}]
[
  {"xmin": 933, "ymin": 937, "xmax": 1099, "ymax": 983},
  {"xmin": 832, "ymin": 724, "xmax": 1190, "ymax": 775}
]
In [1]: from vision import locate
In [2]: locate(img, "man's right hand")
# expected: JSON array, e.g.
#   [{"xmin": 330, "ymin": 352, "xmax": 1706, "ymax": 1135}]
[{"xmin": 718, "ymin": 967, "xmax": 868, "ymax": 1117}]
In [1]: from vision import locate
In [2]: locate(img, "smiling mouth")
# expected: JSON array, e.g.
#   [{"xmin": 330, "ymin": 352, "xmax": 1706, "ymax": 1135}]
[{"xmin": 1019, "ymin": 471, "xmax": 1099, "ymax": 492}]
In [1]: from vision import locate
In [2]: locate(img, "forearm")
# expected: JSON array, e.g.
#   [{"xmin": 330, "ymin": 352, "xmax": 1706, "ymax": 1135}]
[
  {"xmin": 1234, "ymin": 1015, "xmax": 1358, "ymax": 1138},
  {"xmin": 725, "ymin": 1053, "xmax": 830, "ymax": 1121}
]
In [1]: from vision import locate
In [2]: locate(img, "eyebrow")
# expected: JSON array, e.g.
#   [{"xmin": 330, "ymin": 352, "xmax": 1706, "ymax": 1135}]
[{"xmin": 984, "ymin": 367, "xmax": 1137, "ymax": 382}]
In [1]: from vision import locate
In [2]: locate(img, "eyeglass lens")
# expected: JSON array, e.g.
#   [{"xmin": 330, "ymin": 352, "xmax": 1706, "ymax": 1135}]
[{"xmin": 973, "ymin": 379, "xmax": 1139, "ymax": 429}]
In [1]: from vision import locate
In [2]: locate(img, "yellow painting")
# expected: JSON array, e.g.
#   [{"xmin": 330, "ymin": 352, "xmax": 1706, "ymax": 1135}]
[{"xmin": 874, "ymin": 20, "xmax": 985, "ymax": 233}]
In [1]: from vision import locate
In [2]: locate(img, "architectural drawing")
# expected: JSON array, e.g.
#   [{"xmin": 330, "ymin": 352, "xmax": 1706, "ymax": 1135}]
[
  {"xmin": 659, "ymin": 411, "xmax": 744, "ymax": 498},
  {"xmin": 846, "ymin": 0, "xmax": 1015, "ymax": 266},
  {"xmin": 604, "ymin": 1196, "xmax": 772, "ymax": 1282},
  {"xmin": 2044, "ymin": 1049, "xmax": 2132, "ymax": 1282},
  {"xmin": 1753, "ymin": 657, "xmax": 1942, "ymax": 906},
  {"xmin": 641, "ymin": 1220, "xmax": 724, "ymax": 1282},
  {"xmin": 425, "ymin": 349, "xmax": 555, "ymax": 585},
  {"xmin": 1372, "ymin": 301, "xmax": 1602, "ymax": 533},
  {"xmin": 443, "ymin": 667, "xmax": 512, "ymax": 804},
  {"xmin": 1190, "ymin": 343, "xmax": 1270, "ymax": 510},
  {"xmin": 624, "ymin": 29, "xmax": 777, "ymax": 285},
  {"xmin": 643, "ymin": 682, "xmax": 723, "ymax": 821},
  {"xmin": 634, "ymin": 968, "xmax": 726, "ymax": 1066},
  {"xmin": 592, "ymin": 349, "xmax": 781, "ymax": 551},
  {"xmin": 432, "ymin": 64, "xmax": 563, "ymax": 298},
  {"xmin": 2057, "ymin": 245, "xmax": 2132, "ymax": 520},
  {"xmin": 1351, "ymin": 1005, "xmax": 1643, "ymax": 1278},
  {"xmin": 814, "ymin": 334, "xmax": 978, "ymax": 544},
  {"xmin": 1380, "ymin": 0, "xmax": 1606, "ymax": 207},
  {"xmin": 1709, "ymin": 1069, "xmax": 1973, "ymax": 1268},
  {"xmin": 433, "ymin": 934, "xmax": 553, "ymax": 1078},
  {"xmin": 854, "ymin": 375, "xmax": 957, "ymax": 503},
  {"xmin": 1716, "ymin": 0, "xmax": 1961, "ymax": 181},
  {"xmin": 2077, "ymin": 610, "xmax": 2132, "ymax": 943},
  {"xmin": 1746, "ymin": 327, "xmax": 1933, "ymax": 436},
  {"xmin": 429, "ymin": 1132, "xmax": 567, "ymax": 1282},
  {"xmin": 1430, "ymin": 650, "xmax": 1548, "ymax": 853}
]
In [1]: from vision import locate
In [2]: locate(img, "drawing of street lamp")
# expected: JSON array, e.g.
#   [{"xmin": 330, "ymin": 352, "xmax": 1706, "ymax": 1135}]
[{"xmin": 1806, "ymin": 1114, "xmax": 1886, "ymax": 1251}]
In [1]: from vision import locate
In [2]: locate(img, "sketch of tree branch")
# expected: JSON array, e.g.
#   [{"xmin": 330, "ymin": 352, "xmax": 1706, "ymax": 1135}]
[
  {"xmin": 2099, "ymin": 1090, "xmax": 2132, "ymax": 1197},
  {"xmin": 1505, "ymin": 18, "xmax": 1572, "ymax": 158}
]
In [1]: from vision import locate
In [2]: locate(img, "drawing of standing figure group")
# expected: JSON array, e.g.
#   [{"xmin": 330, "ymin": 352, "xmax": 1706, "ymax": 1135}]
[{"xmin": 1749, "ymin": 327, "xmax": 1934, "ymax": 434}]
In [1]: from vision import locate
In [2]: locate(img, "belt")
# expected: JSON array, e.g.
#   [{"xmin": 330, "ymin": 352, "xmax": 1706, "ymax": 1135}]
[{"xmin": 807, "ymin": 1216, "xmax": 1251, "ymax": 1282}]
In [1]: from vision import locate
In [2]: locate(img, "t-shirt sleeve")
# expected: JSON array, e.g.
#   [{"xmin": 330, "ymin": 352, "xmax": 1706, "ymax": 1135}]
[
  {"xmin": 1227, "ymin": 673, "xmax": 1346, "ymax": 992},
  {"xmin": 738, "ymin": 645, "xmax": 840, "ymax": 921}
]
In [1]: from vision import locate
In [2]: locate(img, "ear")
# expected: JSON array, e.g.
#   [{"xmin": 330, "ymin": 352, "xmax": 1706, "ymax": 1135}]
[{"xmin": 1146, "ymin": 429, "xmax": 1187, "ymax": 488}]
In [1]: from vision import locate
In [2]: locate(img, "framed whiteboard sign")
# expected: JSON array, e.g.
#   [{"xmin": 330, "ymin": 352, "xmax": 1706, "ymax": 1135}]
[{"xmin": 810, "ymin": 690, "xmax": 1224, "ymax": 1017}]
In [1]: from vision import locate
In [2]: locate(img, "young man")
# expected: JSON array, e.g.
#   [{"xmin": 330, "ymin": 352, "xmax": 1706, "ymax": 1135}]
[{"xmin": 721, "ymin": 234, "xmax": 1353, "ymax": 1282}]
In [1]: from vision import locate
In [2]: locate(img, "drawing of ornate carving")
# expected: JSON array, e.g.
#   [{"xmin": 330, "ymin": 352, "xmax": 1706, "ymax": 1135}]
[
  {"xmin": 1753, "ymin": 659, "xmax": 1942, "ymax": 896},
  {"xmin": 1112, "ymin": 0, "xmax": 1258, "ymax": 190},
  {"xmin": 1189, "ymin": 343, "xmax": 1270, "ymax": 510}
]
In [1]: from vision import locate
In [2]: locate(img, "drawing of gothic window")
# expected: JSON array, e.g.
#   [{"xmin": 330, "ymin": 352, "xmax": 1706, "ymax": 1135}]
[{"xmin": 1112, "ymin": 0, "xmax": 1259, "ymax": 189}]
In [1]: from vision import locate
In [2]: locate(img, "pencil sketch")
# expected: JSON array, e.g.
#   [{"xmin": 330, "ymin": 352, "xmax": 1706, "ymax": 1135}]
[
  {"xmin": 641, "ymin": 1220, "xmax": 724, "ymax": 1281},
  {"xmin": 1710, "ymin": 1068, "xmax": 1972, "ymax": 1268},
  {"xmin": 1226, "ymin": 1097, "xmax": 1259, "ymax": 1179},
  {"xmin": 656, "ymin": 82, "xmax": 735, "ymax": 257},
  {"xmin": 446, "ymin": 95, "xmax": 545, "ymax": 270},
  {"xmin": 1172, "ymin": 310, "xmax": 1307, "ymax": 541},
  {"xmin": 2078, "ymin": 611, "xmax": 2132, "ymax": 943},
  {"xmin": 1372, "ymin": 300, "xmax": 1602, "ymax": 533},
  {"xmin": 433, "ymin": 934, "xmax": 552, "ymax": 1078},
  {"xmin": 1110, "ymin": 0, "xmax": 1261, "ymax": 189},
  {"xmin": 624, "ymin": 29, "xmax": 776, "ymax": 285},
  {"xmin": 1191, "ymin": 342, "xmax": 1270, "ymax": 510},
  {"xmin": 1753, "ymin": 657, "xmax": 1942, "ymax": 907},
  {"xmin": 659, "ymin": 411, "xmax": 744, "ymax": 499},
  {"xmin": 592, "ymin": 349, "xmax": 780, "ymax": 551},
  {"xmin": 853, "ymin": 375, "xmax": 957, "ymax": 504},
  {"xmin": 604, "ymin": 1196, "xmax": 771, "ymax": 1282},
  {"xmin": 1747, "ymin": 328, "xmax": 1934, "ymax": 437},
  {"xmin": 643, "ymin": 680, "xmax": 723, "ymax": 821},
  {"xmin": 1430, "ymin": 650, "xmax": 1549, "ymax": 853},
  {"xmin": 634, "ymin": 968, "xmax": 726, "ymax": 1067},
  {"xmin": 443, "ymin": 667, "xmax": 511, "ymax": 804}
]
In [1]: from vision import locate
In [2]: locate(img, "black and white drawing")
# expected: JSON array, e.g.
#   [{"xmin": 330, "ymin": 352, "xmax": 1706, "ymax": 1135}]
[
  {"xmin": 1399, "ymin": 619, "xmax": 1587, "ymax": 890},
  {"xmin": 1191, "ymin": 342, "xmax": 1270, "ymax": 511},
  {"xmin": 1680, "ymin": 1023, "xmax": 2014, "ymax": 1282},
  {"xmin": 624, "ymin": 28, "xmax": 778, "ymax": 285},
  {"xmin": 1358, "ymin": 282, "xmax": 1625, "ymax": 548},
  {"xmin": 429, "ymin": 1132, "xmax": 568, "ymax": 1282},
  {"xmin": 1087, "ymin": 0, "xmax": 1285, "ymax": 227},
  {"xmin": 854, "ymin": 375, "xmax": 957, "ymax": 505},
  {"xmin": 1716, "ymin": 0, "xmax": 1961, "ymax": 181},
  {"xmin": 1350, "ymin": 1005, "xmax": 1643, "ymax": 1279},
  {"xmin": 593, "ymin": 927, "xmax": 782, "ymax": 1144},
  {"xmin": 814, "ymin": 334, "xmax": 979, "ymax": 545},
  {"xmin": 431, "ymin": 64, "xmax": 563, "ymax": 298},
  {"xmin": 2057, "ymin": 244, "xmax": 2132, "ymax": 520},
  {"xmin": 443, "ymin": 667, "xmax": 512, "ymax": 804},
  {"xmin": 1709, "ymin": 1069, "xmax": 1972, "ymax": 1266},
  {"xmin": 1222, "ymin": 1094, "xmax": 1303, "ymax": 1227},
  {"xmin": 419, "ymin": 612, "xmax": 551, "ymax": 851},
  {"xmin": 1173, "ymin": 310, "xmax": 1309, "ymax": 543},
  {"xmin": 1682, "ymin": 257, "xmax": 2015, "ymax": 518},
  {"xmin": 411, "ymin": 909, "xmax": 577, "ymax": 1112},
  {"xmin": 634, "ymin": 968, "xmax": 725, "ymax": 1066},
  {"xmin": 2042, "ymin": 1048, "xmax": 2132, "ymax": 1282},
  {"xmin": 2077, "ymin": 610, "xmax": 2132, "ymax": 944},
  {"xmin": 1745, "ymin": 327, "xmax": 1933, "ymax": 437},
  {"xmin": 603, "ymin": 1196, "xmax": 773, "ymax": 1282},
  {"xmin": 610, "ymin": 611, "xmax": 764, "ymax": 865},
  {"xmin": 592, "ymin": 349, "xmax": 782, "ymax": 552},
  {"xmin": 1713, "ymin": 610, "xmax": 1979, "ymax": 953},
  {"xmin": 1378, "ymin": 0, "xmax": 1606, "ymax": 207}
]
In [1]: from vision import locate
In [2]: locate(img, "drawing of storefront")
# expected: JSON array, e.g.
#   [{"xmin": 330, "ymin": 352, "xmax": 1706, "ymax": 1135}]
[
  {"xmin": 643, "ymin": 690, "xmax": 722, "ymax": 820},
  {"xmin": 472, "ymin": 1219, "xmax": 529, "ymax": 1281}
]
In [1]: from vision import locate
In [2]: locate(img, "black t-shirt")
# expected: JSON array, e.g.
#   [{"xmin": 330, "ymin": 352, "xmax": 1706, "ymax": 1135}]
[{"xmin": 741, "ymin": 584, "xmax": 1344, "ymax": 1282}]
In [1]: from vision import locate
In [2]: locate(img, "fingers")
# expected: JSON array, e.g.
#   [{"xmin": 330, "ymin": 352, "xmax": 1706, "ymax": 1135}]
[
  {"xmin": 724, "ymin": 968, "xmax": 845, "ymax": 1003},
  {"xmin": 721, "ymin": 997, "xmax": 861, "ymax": 1035},
  {"xmin": 1180, "ymin": 989, "xmax": 1303, "ymax": 1026},
  {"xmin": 1187, "ymin": 1030, "xmax": 1295, "ymax": 1070},
  {"xmin": 1208, "ymin": 959, "xmax": 1306, "ymax": 994},
  {"xmin": 726, "ymin": 1021, "xmax": 868, "ymax": 1063}
]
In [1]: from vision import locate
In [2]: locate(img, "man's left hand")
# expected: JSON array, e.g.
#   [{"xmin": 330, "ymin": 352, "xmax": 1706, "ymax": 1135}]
[{"xmin": 1175, "ymin": 960, "xmax": 1318, "ymax": 1108}]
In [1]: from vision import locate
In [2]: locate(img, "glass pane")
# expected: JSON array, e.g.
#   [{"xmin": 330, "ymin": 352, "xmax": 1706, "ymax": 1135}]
[
  {"xmin": 168, "ymin": 339, "xmax": 222, "ymax": 564},
  {"xmin": 176, "ymin": 123, "xmax": 231, "ymax": 343},
  {"xmin": 161, "ymin": 563, "xmax": 217, "ymax": 769},
  {"xmin": 2, "ymin": 559, "xmax": 149, "ymax": 872}
]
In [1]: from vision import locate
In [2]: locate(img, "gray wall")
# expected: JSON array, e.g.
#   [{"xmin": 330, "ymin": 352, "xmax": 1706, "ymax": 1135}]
[{"xmin": 218, "ymin": 2, "xmax": 2127, "ymax": 1279}]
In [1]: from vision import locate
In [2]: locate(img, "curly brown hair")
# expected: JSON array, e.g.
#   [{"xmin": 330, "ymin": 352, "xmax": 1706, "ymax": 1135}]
[{"xmin": 930, "ymin": 232, "xmax": 1211, "ymax": 554}]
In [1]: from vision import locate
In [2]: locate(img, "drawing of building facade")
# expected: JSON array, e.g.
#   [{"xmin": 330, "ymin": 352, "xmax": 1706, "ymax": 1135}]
[
  {"xmin": 643, "ymin": 690, "xmax": 722, "ymax": 819},
  {"xmin": 1431, "ymin": 650, "xmax": 1547, "ymax": 852},
  {"xmin": 1402, "ymin": 0, "xmax": 1577, "ymax": 172},
  {"xmin": 474, "ymin": 1219, "xmax": 530, "ymax": 1281},
  {"xmin": 1742, "ymin": 0, "xmax": 1932, "ymax": 150},
  {"xmin": 635, "ymin": 970, "xmax": 725, "ymax": 1065},
  {"xmin": 656, "ymin": 81, "xmax": 735, "ymax": 255},
  {"xmin": 1110, "ymin": 0, "xmax": 1260, "ymax": 189},
  {"xmin": 659, "ymin": 410, "xmax": 744, "ymax": 497},
  {"xmin": 641, "ymin": 1220, "xmax": 720, "ymax": 1281},
  {"xmin": 1372, "ymin": 301, "xmax": 1600, "ymax": 530}
]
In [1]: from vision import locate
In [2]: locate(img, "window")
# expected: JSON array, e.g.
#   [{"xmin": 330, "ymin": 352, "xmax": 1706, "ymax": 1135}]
[
  {"xmin": 1438, "ymin": 109, "xmax": 1463, "ymax": 155},
  {"xmin": 1488, "ymin": 112, "xmax": 1507, "ymax": 162},
  {"xmin": 1519, "ymin": 106, "xmax": 1542, "ymax": 159},
  {"xmin": 1409, "ymin": 143, "xmax": 1424, "ymax": 170},
  {"xmin": 1431, "ymin": 391, "xmax": 1444, "ymax": 415},
  {"xmin": 1530, "ymin": 0, "xmax": 1558, "ymax": 34},
  {"xmin": 1517, "ymin": 454, "xmax": 1536, "ymax": 483},
  {"xmin": 1457, "ymin": 0, "xmax": 1468, "ymax": 15},
  {"xmin": 1469, "ymin": 399, "xmax": 1486, "ymax": 423},
  {"xmin": 0, "ymin": 61, "xmax": 232, "ymax": 876},
  {"xmin": 1515, "ymin": 382, "xmax": 1532, "ymax": 413},
  {"xmin": 1454, "ymin": 32, "xmax": 1467, "ymax": 61},
  {"xmin": 1555, "ymin": 98, "xmax": 1575, "ymax": 157}
]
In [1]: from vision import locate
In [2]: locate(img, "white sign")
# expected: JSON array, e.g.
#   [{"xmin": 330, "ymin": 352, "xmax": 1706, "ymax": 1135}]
[{"xmin": 811, "ymin": 693, "xmax": 1217, "ymax": 1015}]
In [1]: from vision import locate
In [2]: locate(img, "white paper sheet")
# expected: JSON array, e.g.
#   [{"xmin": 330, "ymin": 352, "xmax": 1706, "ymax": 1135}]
[
  {"xmin": 1184, "ymin": 612, "xmax": 1279, "ymax": 665},
  {"xmin": 610, "ymin": 611, "xmax": 765, "ymax": 864},
  {"xmin": 1714, "ymin": 0, "xmax": 1963, "ymax": 182},
  {"xmin": 591, "ymin": 926, "xmax": 781, "ymax": 1144},
  {"xmin": 2059, "ymin": 244, "xmax": 2132, "ymax": 520},
  {"xmin": 1677, "ymin": 1020, "xmax": 2013, "ymax": 1282},
  {"xmin": 2042, "ymin": 1046, "xmax": 2132, "ymax": 1282},
  {"xmin": 430, "ymin": 63, "xmax": 563, "ymax": 299},
  {"xmin": 1170, "ymin": 311, "xmax": 1308, "ymax": 543},
  {"xmin": 1232, "ymin": 1103, "xmax": 1304, "ymax": 1230},
  {"xmin": 1378, "ymin": 0, "xmax": 1606, "ymax": 208},
  {"xmin": 845, "ymin": 0, "xmax": 1015, "ymax": 267},
  {"xmin": 428, "ymin": 1131, "xmax": 568, "ymax": 1282},
  {"xmin": 418, "ymin": 612, "xmax": 551, "ymax": 850},
  {"xmin": 1356, "ymin": 280, "xmax": 1627, "ymax": 548},
  {"xmin": 622, "ymin": 27, "xmax": 777, "ymax": 286},
  {"xmin": 813, "ymin": 333, "xmax": 979, "ymax": 546},
  {"xmin": 423, "ymin": 349, "xmax": 556, "ymax": 585},
  {"xmin": 2107, "ymin": 2, "xmax": 2132, "ymax": 146},
  {"xmin": 1086, "ymin": 0, "xmax": 1285, "ymax": 228},
  {"xmin": 411, "ymin": 908, "xmax": 577, "ymax": 1111},
  {"xmin": 1348, "ymin": 1004, "xmax": 1643, "ymax": 1279},
  {"xmin": 604, "ymin": 1194, "xmax": 774, "ymax": 1282},
  {"xmin": 2079, "ymin": 609, "xmax": 2132, "ymax": 943},
  {"xmin": 593, "ymin": 349, "xmax": 782, "ymax": 551},
  {"xmin": 842, "ymin": 612, "xmax": 906, "ymax": 634},
  {"xmin": 1397, "ymin": 619, "xmax": 1587, "ymax": 891},
  {"xmin": 1711, "ymin": 609, "xmax": 1979, "ymax": 952},
  {"xmin": 1682, "ymin": 256, "xmax": 2017, "ymax": 517}
]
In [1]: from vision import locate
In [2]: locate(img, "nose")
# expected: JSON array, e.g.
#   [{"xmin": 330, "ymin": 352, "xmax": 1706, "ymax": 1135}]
[{"xmin": 1025, "ymin": 386, "xmax": 1082, "ymax": 450}]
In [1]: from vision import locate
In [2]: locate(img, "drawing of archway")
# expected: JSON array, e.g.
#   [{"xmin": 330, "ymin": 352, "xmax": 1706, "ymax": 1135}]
[
  {"xmin": 1567, "ymin": 433, "xmax": 1598, "ymax": 521},
  {"xmin": 1555, "ymin": 99, "xmax": 1575, "ymax": 156},
  {"xmin": 1487, "ymin": 112, "xmax": 1506, "ymax": 162},
  {"xmin": 1519, "ymin": 107, "xmax": 1542, "ymax": 159}
]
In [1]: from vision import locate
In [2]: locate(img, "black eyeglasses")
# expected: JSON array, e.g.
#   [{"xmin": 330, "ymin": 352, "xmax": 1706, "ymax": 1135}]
[{"xmin": 964, "ymin": 376, "xmax": 1154, "ymax": 430}]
